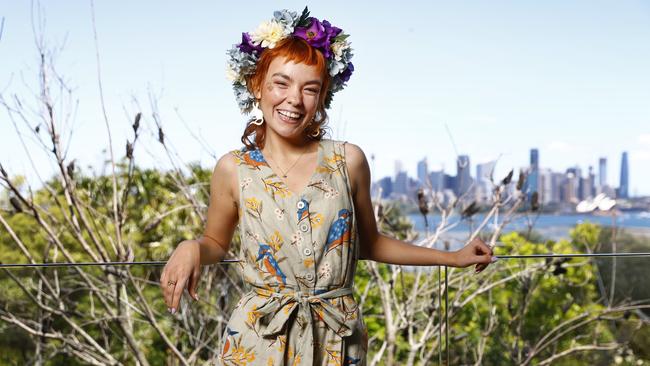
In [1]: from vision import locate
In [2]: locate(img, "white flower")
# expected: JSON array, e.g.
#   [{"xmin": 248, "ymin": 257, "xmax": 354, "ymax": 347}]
[
  {"xmin": 250, "ymin": 20, "xmax": 289, "ymax": 49},
  {"xmin": 325, "ymin": 187, "xmax": 339, "ymax": 199},
  {"xmin": 318, "ymin": 262, "xmax": 332, "ymax": 279},
  {"xmin": 291, "ymin": 231, "xmax": 303, "ymax": 245},
  {"xmin": 225, "ymin": 64, "xmax": 241, "ymax": 82},
  {"xmin": 274, "ymin": 208, "xmax": 285, "ymax": 220},
  {"xmin": 329, "ymin": 60, "xmax": 346, "ymax": 77},
  {"xmin": 240, "ymin": 177, "xmax": 252, "ymax": 189},
  {"xmin": 331, "ymin": 40, "xmax": 350, "ymax": 62}
]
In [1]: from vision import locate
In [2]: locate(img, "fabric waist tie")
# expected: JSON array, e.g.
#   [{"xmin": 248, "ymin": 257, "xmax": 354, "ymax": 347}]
[{"xmin": 248, "ymin": 284, "xmax": 357, "ymax": 362}]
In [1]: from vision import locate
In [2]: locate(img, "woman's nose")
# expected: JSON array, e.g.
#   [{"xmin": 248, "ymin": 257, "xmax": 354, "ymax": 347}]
[{"xmin": 286, "ymin": 87, "xmax": 302, "ymax": 106}]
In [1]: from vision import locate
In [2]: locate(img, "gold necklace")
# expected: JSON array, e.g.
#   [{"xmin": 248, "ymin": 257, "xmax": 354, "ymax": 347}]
[{"xmin": 266, "ymin": 144, "xmax": 310, "ymax": 178}]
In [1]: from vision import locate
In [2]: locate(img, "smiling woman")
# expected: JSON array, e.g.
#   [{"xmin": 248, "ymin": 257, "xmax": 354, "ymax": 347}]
[{"xmin": 159, "ymin": 7, "xmax": 495, "ymax": 366}]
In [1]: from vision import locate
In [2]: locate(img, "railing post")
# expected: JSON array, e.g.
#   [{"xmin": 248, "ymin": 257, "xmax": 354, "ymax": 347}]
[{"xmin": 445, "ymin": 265, "xmax": 449, "ymax": 366}]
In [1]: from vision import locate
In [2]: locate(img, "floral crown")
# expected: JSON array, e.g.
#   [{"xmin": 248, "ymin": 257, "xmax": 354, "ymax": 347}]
[{"xmin": 226, "ymin": 7, "xmax": 354, "ymax": 115}]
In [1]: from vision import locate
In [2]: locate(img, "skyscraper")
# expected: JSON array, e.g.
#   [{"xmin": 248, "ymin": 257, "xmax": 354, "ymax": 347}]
[
  {"xmin": 456, "ymin": 155, "xmax": 471, "ymax": 196},
  {"xmin": 619, "ymin": 152, "xmax": 629, "ymax": 198},
  {"xmin": 394, "ymin": 160, "xmax": 404, "ymax": 177},
  {"xmin": 598, "ymin": 157, "xmax": 607, "ymax": 187},
  {"xmin": 377, "ymin": 177, "xmax": 393, "ymax": 198},
  {"xmin": 417, "ymin": 158, "xmax": 428, "ymax": 187},
  {"xmin": 539, "ymin": 168, "xmax": 553, "ymax": 204},
  {"xmin": 580, "ymin": 166, "xmax": 595, "ymax": 199},
  {"xmin": 526, "ymin": 148, "xmax": 540, "ymax": 196},
  {"xmin": 476, "ymin": 161, "xmax": 496, "ymax": 183},
  {"xmin": 394, "ymin": 171, "xmax": 408, "ymax": 195},
  {"xmin": 428, "ymin": 170, "xmax": 444, "ymax": 191},
  {"xmin": 475, "ymin": 161, "xmax": 496, "ymax": 204}
]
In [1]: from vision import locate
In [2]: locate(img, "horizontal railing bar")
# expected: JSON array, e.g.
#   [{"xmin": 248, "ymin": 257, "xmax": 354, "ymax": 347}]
[
  {"xmin": 495, "ymin": 252, "xmax": 650, "ymax": 259},
  {"xmin": 0, "ymin": 259, "xmax": 241, "ymax": 269},
  {"xmin": 2, "ymin": 253, "xmax": 650, "ymax": 268}
]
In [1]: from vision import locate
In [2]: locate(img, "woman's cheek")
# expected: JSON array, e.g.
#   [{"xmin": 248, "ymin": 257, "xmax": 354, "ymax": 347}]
[{"xmin": 268, "ymin": 86, "xmax": 287, "ymax": 100}]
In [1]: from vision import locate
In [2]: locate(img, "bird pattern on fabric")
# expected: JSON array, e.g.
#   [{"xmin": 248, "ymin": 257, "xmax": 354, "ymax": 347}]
[
  {"xmin": 222, "ymin": 139, "xmax": 368, "ymax": 365},
  {"xmin": 256, "ymin": 243, "xmax": 287, "ymax": 285},
  {"xmin": 242, "ymin": 149, "xmax": 268, "ymax": 169},
  {"xmin": 297, "ymin": 198, "xmax": 310, "ymax": 222},
  {"xmin": 325, "ymin": 209, "xmax": 352, "ymax": 254}
]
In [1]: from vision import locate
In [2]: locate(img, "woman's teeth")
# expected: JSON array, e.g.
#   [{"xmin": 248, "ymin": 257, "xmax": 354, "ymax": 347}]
[{"xmin": 277, "ymin": 110, "xmax": 302, "ymax": 120}]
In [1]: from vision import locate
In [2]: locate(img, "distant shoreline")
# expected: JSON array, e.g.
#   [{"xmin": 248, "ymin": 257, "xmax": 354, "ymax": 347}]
[{"xmin": 406, "ymin": 212, "xmax": 650, "ymax": 244}]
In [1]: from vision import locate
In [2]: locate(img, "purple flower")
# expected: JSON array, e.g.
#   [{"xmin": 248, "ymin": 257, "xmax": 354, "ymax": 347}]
[
  {"xmin": 340, "ymin": 62, "xmax": 354, "ymax": 82},
  {"xmin": 322, "ymin": 20, "xmax": 342, "ymax": 40},
  {"xmin": 294, "ymin": 17, "xmax": 340, "ymax": 58},
  {"xmin": 238, "ymin": 32, "xmax": 263, "ymax": 54}
]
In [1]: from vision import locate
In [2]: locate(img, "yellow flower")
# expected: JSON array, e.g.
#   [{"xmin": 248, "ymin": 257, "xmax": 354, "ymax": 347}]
[
  {"xmin": 246, "ymin": 305, "xmax": 262, "ymax": 327},
  {"xmin": 263, "ymin": 177, "xmax": 292, "ymax": 198},
  {"xmin": 245, "ymin": 197, "xmax": 263, "ymax": 218},
  {"xmin": 268, "ymin": 231, "xmax": 284, "ymax": 251},
  {"xmin": 245, "ymin": 197, "xmax": 260, "ymax": 211},
  {"xmin": 250, "ymin": 20, "xmax": 287, "ymax": 49},
  {"xmin": 310, "ymin": 213, "xmax": 324, "ymax": 229}
]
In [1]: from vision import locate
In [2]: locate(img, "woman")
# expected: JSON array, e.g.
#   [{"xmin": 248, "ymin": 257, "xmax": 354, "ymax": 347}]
[{"xmin": 160, "ymin": 8, "xmax": 494, "ymax": 365}]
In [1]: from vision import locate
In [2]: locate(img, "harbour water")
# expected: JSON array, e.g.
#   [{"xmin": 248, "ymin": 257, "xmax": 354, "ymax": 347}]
[{"xmin": 405, "ymin": 211, "xmax": 650, "ymax": 250}]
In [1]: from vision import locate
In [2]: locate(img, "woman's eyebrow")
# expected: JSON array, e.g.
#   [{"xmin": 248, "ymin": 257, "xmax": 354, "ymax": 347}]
[
  {"xmin": 271, "ymin": 72, "xmax": 291, "ymax": 80},
  {"xmin": 271, "ymin": 72, "xmax": 322, "ymax": 87}
]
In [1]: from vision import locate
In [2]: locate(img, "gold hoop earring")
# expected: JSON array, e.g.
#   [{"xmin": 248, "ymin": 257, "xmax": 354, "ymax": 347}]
[{"xmin": 310, "ymin": 124, "xmax": 321, "ymax": 138}]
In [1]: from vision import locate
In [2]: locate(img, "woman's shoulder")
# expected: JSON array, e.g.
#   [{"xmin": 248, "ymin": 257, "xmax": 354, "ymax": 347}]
[
  {"xmin": 321, "ymin": 138, "xmax": 366, "ymax": 174},
  {"xmin": 224, "ymin": 144, "xmax": 259, "ymax": 165},
  {"xmin": 322, "ymin": 138, "xmax": 361, "ymax": 153},
  {"xmin": 213, "ymin": 146, "xmax": 247, "ymax": 178}
]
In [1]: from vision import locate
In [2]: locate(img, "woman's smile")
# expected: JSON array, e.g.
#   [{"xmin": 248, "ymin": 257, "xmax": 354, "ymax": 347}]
[{"xmin": 276, "ymin": 109, "xmax": 304, "ymax": 124}]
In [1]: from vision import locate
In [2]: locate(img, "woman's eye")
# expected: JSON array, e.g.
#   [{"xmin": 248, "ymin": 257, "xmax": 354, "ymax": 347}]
[
  {"xmin": 274, "ymin": 81, "xmax": 288, "ymax": 87},
  {"xmin": 305, "ymin": 89, "xmax": 320, "ymax": 94}
]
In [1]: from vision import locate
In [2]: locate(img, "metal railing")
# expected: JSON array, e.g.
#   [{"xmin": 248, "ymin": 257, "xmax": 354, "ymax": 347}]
[{"xmin": 1, "ymin": 252, "xmax": 649, "ymax": 365}]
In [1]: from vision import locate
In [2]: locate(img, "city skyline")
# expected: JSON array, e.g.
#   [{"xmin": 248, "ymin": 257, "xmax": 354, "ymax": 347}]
[
  {"xmin": 377, "ymin": 148, "xmax": 634, "ymax": 203},
  {"xmin": 373, "ymin": 149, "xmax": 635, "ymax": 194}
]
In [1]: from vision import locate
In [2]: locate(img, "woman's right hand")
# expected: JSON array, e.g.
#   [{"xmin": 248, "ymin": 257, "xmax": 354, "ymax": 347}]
[{"xmin": 160, "ymin": 240, "xmax": 201, "ymax": 314}]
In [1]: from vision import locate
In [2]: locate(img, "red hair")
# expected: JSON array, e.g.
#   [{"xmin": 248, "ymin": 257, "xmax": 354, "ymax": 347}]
[{"xmin": 241, "ymin": 36, "xmax": 330, "ymax": 150}]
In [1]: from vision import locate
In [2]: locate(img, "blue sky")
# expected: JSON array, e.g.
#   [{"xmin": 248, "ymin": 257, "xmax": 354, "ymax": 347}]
[{"xmin": 1, "ymin": 1, "xmax": 649, "ymax": 195}]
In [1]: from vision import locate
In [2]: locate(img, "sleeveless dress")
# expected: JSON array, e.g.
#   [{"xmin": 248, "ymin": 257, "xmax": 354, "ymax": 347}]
[{"xmin": 219, "ymin": 139, "xmax": 368, "ymax": 366}]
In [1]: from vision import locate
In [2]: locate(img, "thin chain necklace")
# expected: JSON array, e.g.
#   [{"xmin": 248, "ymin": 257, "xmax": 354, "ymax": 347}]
[{"xmin": 265, "ymin": 143, "xmax": 311, "ymax": 178}]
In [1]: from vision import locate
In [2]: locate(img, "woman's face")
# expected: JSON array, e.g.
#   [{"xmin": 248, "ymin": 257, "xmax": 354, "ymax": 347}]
[{"xmin": 255, "ymin": 56, "xmax": 323, "ymax": 141}]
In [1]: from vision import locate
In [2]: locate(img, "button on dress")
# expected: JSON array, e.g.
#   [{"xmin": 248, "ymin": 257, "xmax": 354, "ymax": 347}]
[{"xmin": 219, "ymin": 139, "xmax": 368, "ymax": 366}]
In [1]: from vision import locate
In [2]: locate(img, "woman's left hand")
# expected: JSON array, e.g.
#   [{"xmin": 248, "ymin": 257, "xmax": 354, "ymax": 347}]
[{"xmin": 452, "ymin": 238, "xmax": 496, "ymax": 273}]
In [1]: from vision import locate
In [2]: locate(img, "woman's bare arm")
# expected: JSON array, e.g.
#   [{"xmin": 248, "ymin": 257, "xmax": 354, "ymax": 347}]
[
  {"xmin": 198, "ymin": 151, "xmax": 240, "ymax": 265},
  {"xmin": 344, "ymin": 142, "xmax": 493, "ymax": 270},
  {"xmin": 160, "ymin": 151, "xmax": 239, "ymax": 312}
]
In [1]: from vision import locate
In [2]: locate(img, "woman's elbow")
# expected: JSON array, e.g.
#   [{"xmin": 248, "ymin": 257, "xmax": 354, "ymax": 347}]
[{"xmin": 357, "ymin": 233, "xmax": 379, "ymax": 260}]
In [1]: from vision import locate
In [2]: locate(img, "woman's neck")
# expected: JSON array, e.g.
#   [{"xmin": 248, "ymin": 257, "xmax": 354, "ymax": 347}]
[{"xmin": 262, "ymin": 129, "xmax": 318, "ymax": 160}]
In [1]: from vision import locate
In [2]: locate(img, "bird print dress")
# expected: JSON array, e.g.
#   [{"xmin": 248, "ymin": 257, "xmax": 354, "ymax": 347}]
[{"xmin": 219, "ymin": 138, "xmax": 368, "ymax": 366}]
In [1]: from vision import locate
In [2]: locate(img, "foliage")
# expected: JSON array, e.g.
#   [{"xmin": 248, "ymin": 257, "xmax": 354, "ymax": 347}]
[{"xmin": 1, "ymin": 168, "xmax": 649, "ymax": 365}]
